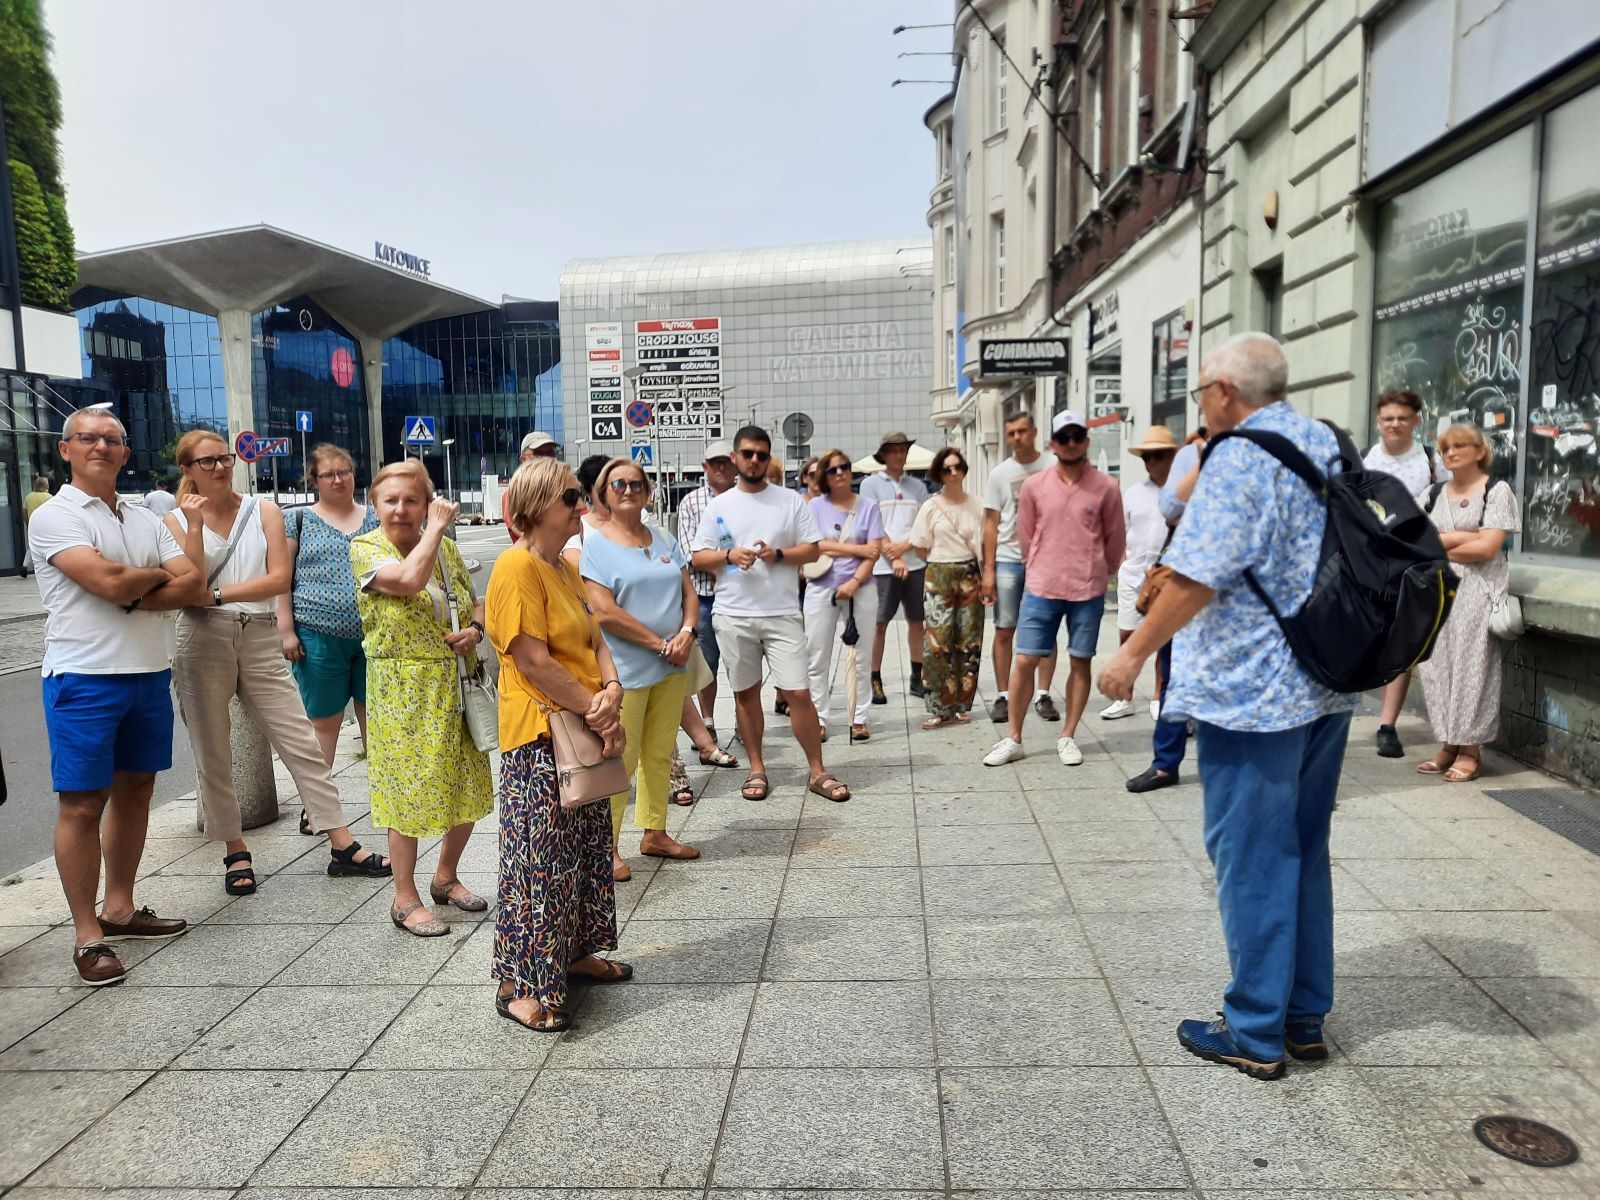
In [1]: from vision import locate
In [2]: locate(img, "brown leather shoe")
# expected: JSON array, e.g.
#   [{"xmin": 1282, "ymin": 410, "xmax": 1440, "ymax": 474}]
[
  {"xmin": 73, "ymin": 941, "xmax": 127, "ymax": 986},
  {"xmin": 98, "ymin": 906, "xmax": 187, "ymax": 942}
]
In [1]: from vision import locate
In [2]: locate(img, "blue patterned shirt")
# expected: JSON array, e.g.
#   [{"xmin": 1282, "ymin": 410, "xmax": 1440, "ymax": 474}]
[
  {"xmin": 1163, "ymin": 401, "xmax": 1357, "ymax": 733},
  {"xmin": 285, "ymin": 505, "xmax": 379, "ymax": 639}
]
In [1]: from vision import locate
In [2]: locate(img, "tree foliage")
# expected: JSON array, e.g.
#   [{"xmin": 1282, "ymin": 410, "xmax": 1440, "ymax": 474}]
[{"xmin": 1, "ymin": 0, "xmax": 74, "ymax": 311}]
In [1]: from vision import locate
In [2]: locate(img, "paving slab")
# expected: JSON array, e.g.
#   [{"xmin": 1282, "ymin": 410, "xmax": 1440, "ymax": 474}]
[
  {"xmin": 0, "ymin": 984, "xmax": 252, "ymax": 1070},
  {"xmin": 545, "ymin": 981, "xmax": 756, "ymax": 1069},
  {"xmin": 0, "ymin": 1069, "xmax": 150, "ymax": 1185},
  {"xmin": 763, "ymin": 915, "xmax": 927, "ymax": 981},
  {"xmin": 174, "ymin": 983, "xmax": 418, "ymax": 1069},
  {"xmin": 776, "ymin": 865, "xmax": 923, "ymax": 917},
  {"xmin": 742, "ymin": 980, "xmax": 934, "ymax": 1067},
  {"xmin": 919, "ymin": 863, "xmax": 1070, "ymax": 916}
]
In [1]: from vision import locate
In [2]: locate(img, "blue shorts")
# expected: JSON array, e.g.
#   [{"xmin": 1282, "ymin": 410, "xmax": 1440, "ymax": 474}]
[
  {"xmin": 43, "ymin": 670, "xmax": 174, "ymax": 793},
  {"xmin": 292, "ymin": 626, "xmax": 368, "ymax": 719},
  {"xmin": 994, "ymin": 562, "xmax": 1027, "ymax": 629},
  {"xmin": 1015, "ymin": 592, "xmax": 1106, "ymax": 660},
  {"xmin": 694, "ymin": 592, "xmax": 720, "ymax": 678}
]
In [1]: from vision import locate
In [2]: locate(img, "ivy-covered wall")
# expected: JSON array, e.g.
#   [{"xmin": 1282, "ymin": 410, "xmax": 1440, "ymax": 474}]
[{"xmin": 1, "ymin": 0, "xmax": 75, "ymax": 311}]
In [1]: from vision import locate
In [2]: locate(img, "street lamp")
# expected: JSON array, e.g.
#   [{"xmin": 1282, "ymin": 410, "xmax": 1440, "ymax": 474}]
[{"xmin": 441, "ymin": 437, "xmax": 455, "ymax": 500}]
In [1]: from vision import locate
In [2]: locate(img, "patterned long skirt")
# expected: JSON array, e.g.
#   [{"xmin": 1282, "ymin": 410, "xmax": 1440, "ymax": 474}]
[
  {"xmin": 492, "ymin": 736, "xmax": 618, "ymax": 1009},
  {"xmin": 923, "ymin": 559, "xmax": 985, "ymax": 718}
]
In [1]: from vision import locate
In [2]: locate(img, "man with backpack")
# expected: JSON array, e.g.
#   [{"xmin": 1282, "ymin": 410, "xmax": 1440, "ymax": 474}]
[{"xmin": 1096, "ymin": 332, "xmax": 1357, "ymax": 1081}]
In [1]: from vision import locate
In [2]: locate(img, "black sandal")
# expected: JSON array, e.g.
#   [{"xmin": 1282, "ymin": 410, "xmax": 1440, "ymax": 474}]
[
  {"xmin": 298, "ymin": 808, "xmax": 315, "ymax": 836},
  {"xmin": 495, "ymin": 991, "xmax": 572, "ymax": 1032},
  {"xmin": 328, "ymin": 841, "xmax": 392, "ymax": 878},
  {"xmin": 222, "ymin": 851, "xmax": 256, "ymax": 895}
]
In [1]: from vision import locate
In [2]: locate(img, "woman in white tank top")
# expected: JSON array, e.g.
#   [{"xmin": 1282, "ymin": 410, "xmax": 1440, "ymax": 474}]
[{"xmin": 164, "ymin": 430, "xmax": 390, "ymax": 897}]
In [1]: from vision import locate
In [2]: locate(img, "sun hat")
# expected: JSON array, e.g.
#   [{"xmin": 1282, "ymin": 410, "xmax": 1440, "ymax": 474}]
[
  {"xmin": 1129, "ymin": 426, "xmax": 1180, "ymax": 457},
  {"xmin": 873, "ymin": 431, "xmax": 917, "ymax": 464}
]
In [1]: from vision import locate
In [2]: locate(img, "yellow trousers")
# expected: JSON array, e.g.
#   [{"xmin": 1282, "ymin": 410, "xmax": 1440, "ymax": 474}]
[{"xmin": 610, "ymin": 670, "xmax": 689, "ymax": 839}]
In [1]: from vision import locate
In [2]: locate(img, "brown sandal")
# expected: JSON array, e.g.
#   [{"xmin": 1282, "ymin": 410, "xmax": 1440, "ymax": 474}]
[
  {"xmin": 1443, "ymin": 756, "xmax": 1481, "ymax": 783},
  {"xmin": 808, "ymin": 773, "xmax": 851, "ymax": 803},
  {"xmin": 741, "ymin": 772, "xmax": 770, "ymax": 801},
  {"xmin": 390, "ymin": 900, "xmax": 450, "ymax": 937},
  {"xmin": 1416, "ymin": 749, "xmax": 1459, "ymax": 775}
]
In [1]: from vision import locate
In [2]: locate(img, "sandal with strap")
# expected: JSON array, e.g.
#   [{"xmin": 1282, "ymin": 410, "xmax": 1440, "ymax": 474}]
[
  {"xmin": 390, "ymin": 900, "xmax": 450, "ymax": 937},
  {"xmin": 741, "ymin": 771, "xmax": 770, "ymax": 801},
  {"xmin": 808, "ymin": 773, "xmax": 851, "ymax": 803},
  {"xmin": 1443, "ymin": 756, "xmax": 1481, "ymax": 783},
  {"xmin": 669, "ymin": 754, "xmax": 696, "ymax": 806},
  {"xmin": 429, "ymin": 878, "xmax": 488, "ymax": 911},
  {"xmin": 328, "ymin": 841, "xmax": 391, "ymax": 878},
  {"xmin": 570, "ymin": 956, "xmax": 634, "ymax": 984},
  {"xmin": 698, "ymin": 745, "xmax": 740, "ymax": 768},
  {"xmin": 495, "ymin": 991, "xmax": 571, "ymax": 1032},
  {"xmin": 1417, "ymin": 749, "xmax": 1459, "ymax": 776},
  {"xmin": 298, "ymin": 809, "xmax": 316, "ymax": 836},
  {"xmin": 222, "ymin": 851, "xmax": 257, "ymax": 896}
]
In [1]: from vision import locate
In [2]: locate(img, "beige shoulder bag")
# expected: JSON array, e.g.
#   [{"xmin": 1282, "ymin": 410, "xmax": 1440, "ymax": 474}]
[{"xmin": 536, "ymin": 560, "xmax": 629, "ymax": 809}]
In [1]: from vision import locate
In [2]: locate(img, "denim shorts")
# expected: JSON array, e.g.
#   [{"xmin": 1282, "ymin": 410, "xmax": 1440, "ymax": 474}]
[
  {"xmin": 43, "ymin": 670, "xmax": 174, "ymax": 792},
  {"xmin": 1015, "ymin": 592, "xmax": 1106, "ymax": 660},
  {"xmin": 993, "ymin": 562, "xmax": 1027, "ymax": 629},
  {"xmin": 694, "ymin": 592, "xmax": 720, "ymax": 678},
  {"xmin": 292, "ymin": 626, "xmax": 368, "ymax": 719}
]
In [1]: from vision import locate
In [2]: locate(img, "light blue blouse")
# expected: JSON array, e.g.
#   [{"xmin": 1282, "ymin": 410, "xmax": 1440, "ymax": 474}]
[{"xmin": 579, "ymin": 525, "xmax": 689, "ymax": 691}]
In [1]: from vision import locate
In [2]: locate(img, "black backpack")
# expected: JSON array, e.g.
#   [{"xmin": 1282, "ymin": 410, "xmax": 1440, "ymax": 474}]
[{"xmin": 1201, "ymin": 423, "xmax": 1457, "ymax": 693}]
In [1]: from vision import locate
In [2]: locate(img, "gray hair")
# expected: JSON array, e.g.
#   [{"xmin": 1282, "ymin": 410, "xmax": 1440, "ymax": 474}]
[
  {"xmin": 1204, "ymin": 332, "xmax": 1289, "ymax": 408},
  {"xmin": 62, "ymin": 407, "xmax": 128, "ymax": 440}
]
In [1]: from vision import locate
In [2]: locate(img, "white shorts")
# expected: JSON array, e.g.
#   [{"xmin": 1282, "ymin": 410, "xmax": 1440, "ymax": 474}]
[
  {"xmin": 712, "ymin": 612, "xmax": 810, "ymax": 693},
  {"xmin": 1116, "ymin": 575, "xmax": 1145, "ymax": 632}
]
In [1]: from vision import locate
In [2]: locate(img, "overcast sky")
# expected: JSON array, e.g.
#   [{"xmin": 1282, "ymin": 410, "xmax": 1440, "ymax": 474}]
[{"xmin": 44, "ymin": 0, "xmax": 953, "ymax": 302}]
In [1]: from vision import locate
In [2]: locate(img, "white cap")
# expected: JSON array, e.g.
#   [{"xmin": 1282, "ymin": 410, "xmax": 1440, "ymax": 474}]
[
  {"xmin": 1051, "ymin": 409, "xmax": 1088, "ymax": 437},
  {"xmin": 520, "ymin": 430, "xmax": 558, "ymax": 454},
  {"xmin": 702, "ymin": 439, "xmax": 734, "ymax": 462}
]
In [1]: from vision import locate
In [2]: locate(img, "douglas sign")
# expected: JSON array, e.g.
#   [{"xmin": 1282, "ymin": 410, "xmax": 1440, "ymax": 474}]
[{"xmin": 374, "ymin": 241, "xmax": 431, "ymax": 278}]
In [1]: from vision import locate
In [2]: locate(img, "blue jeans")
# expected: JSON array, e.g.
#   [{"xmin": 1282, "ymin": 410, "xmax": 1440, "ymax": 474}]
[
  {"xmin": 1195, "ymin": 710, "xmax": 1352, "ymax": 1062},
  {"xmin": 1152, "ymin": 641, "xmax": 1188, "ymax": 774}
]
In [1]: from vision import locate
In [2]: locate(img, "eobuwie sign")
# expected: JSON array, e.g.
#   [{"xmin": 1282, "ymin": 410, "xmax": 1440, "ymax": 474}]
[
  {"xmin": 374, "ymin": 241, "xmax": 431, "ymax": 278},
  {"xmin": 978, "ymin": 337, "xmax": 1071, "ymax": 377}
]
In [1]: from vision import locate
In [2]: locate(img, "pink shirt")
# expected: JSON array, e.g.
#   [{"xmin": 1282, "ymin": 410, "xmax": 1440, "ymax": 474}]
[{"xmin": 1015, "ymin": 464, "xmax": 1127, "ymax": 601}]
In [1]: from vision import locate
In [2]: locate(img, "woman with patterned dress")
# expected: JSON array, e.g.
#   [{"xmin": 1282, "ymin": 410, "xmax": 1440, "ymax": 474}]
[
  {"xmin": 277, "ymin": 443, "xmax": 379, "ymax": 771},
  {"xmin": 486, "ymin": 458, "xmax": 630, "ymax": 1032},
  {"xmin": 350, "ymin": 461, "xmax": 493, "ymax": 937},
  {"xmin": 907, "ymin": 446, "xmax": 991, "ymax": 729},
  {"xmin": 1417, "ymin": 424, "xmax": 1520, "ymax": 784}
]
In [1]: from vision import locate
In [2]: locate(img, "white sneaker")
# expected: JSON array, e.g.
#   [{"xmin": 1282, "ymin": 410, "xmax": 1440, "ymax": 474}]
[
  {"xmin": 1099, "ymin": 698, "xmax": 1134, "ymax": 720},
  {"xmin": 1056, "ymin": 736, "xmax": 1084, "ymax": 766},
  {"xmin": 1150, "ymin": 699, "xmax": 1161, "ymax": 721},
  {"xmin": 983, "ymin": 737, "xmax": 1025, "ymax": 766}
]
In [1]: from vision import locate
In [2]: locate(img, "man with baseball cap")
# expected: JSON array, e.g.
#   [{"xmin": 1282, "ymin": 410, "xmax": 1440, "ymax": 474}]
[
  {"xmin": 984, "ymin": 409, "xmax": 1125, "ymax": 768},
  {"xmin": 676, "ymin": 439, "xmax": 737, "ymax": 732},
  {"xmin": 861, "ymin": 431, "xmax": 929, "ymax": 704},
  {"xmin": 1101, "ymin": 425, "xmax": 1179, "ymax": 720},
  {"xmin": 519, "ymin": 431, "xmax": 560, "ymax": 462}
]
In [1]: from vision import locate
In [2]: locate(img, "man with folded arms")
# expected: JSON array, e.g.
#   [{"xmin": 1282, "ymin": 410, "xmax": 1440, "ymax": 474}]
[{"xmin": 29, "ymin": 409, "xmax": 206, "ymax": 985}]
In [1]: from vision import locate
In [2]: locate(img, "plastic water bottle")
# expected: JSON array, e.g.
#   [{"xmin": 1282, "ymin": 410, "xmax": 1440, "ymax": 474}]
[{"xmin": 715, "ymin": 516, "xmax": 736, "ymax": 574}]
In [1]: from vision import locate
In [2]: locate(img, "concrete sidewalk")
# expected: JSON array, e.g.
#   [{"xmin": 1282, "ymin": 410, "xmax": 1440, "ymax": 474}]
[{"xmin": 1, "ymin": 626, "xmax": 1598, "ymax": 1197}]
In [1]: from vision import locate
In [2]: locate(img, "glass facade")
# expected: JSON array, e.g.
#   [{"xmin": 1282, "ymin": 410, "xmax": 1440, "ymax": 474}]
[
  {"xmin": 252, "ymin": 298, "xmax": 369, "ymax": 487},
  {"xmin": 1372, "ymin": 83, "xmax": 1600, "ymax": 566},
  {"xmin": 559, "ymin": 239, "xmax": 937, "ymax": 476}
]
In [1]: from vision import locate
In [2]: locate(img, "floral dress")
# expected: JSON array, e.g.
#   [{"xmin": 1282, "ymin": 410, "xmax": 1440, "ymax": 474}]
[
  {"xmin": 350, "ymin": 531, "xmax": 493, "ymax": 837},
  {"xmin": 1419, "ymin": 480, "xmax": 1519, "ymax": 746}
]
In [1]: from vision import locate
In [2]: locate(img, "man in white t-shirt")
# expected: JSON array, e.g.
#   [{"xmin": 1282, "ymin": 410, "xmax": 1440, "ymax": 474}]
[
  {"xmin": 690, "ymin": 425, "xmax": 850, "ymax": 804},
  {"xmin": 861, "ymin": 432, "xmax": 928, "ymax": 704},
  {"xmin": 141, "ymin": 478, "xmax": 177, "ymax": 517},
  {"xmin": 1101, "ymin": 425, "xmax": 1179, "ymax": 719},
  {"xmin": 30, "ymin": 409, "xmax": 206, "ymax": 986},
  {"xmin": 981, "ymin": 411, "xmax": 1058, "ymax": 726},
  {"xmin": 1362, "ymin": 387, "xmax": 1448, "ymax": 759}
]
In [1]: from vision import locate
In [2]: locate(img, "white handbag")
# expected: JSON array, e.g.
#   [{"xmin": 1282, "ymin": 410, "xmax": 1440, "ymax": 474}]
[
  {"xmin": 439, "ymin": 559, "xmax": 499, "ymax": 753},
  {"xmin": 803, "ymin": 507, "xmax": 858, "ymax": 580},
  {"xmin": 1489, "ymin": 591, "xmax": 1525, "ymax": 641}
]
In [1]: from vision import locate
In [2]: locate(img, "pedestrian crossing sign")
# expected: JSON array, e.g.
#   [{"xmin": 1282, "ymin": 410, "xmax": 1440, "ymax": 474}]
[
  {"xmin": 403, "ymin": 415, "xmax": 437, "ymax": 446},
  {"xmin": 630, "ymin": 443, "xmax": 653, "ymax": 466}
]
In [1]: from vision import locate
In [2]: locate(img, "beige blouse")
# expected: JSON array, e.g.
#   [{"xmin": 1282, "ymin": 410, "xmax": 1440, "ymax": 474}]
[{"xmin": 908, "ymin": 493, "xmax": 985, "ymax": 563}]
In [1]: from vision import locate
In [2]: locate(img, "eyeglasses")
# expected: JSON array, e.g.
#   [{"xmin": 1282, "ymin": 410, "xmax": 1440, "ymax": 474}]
[
  {"xmin": 608, "ymin": 478, "xmax": 648, "ymax": 495},
  {"xmin": 737, "ymin": 448, "xmax": 771, "ymax": 463},
  {"xmin": 184, "ymin": 453, "xmax": 236, "ymax": 470},
  {"xmin": 315, "ymin": 468, "xmax": 354, "ymax": 481},
  {"xmin": 559, "ymin": 487, "xmax": 584, "ymax": 508},
  {"xmin": 1190, "ymin": 381, "xmax": 1222, "ymax": 405},
  {"xmin": 67, "ymin": 432, "xmax": 125, "ymax": 448},
  {"xmin": 705, "ymin": 457, "xmax": 733, "ymax": 469},
  {"xmin": 824, "ymin": 463, "xmax": 852, "ymax": 477}
]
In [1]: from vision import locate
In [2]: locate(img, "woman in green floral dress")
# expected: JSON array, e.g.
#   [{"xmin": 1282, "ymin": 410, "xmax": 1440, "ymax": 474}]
[{"xmin": 351, "ymin": 461, "xmax": 493, "ymax": 937}]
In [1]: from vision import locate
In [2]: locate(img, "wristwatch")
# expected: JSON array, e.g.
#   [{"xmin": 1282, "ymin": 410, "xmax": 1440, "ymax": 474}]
[
  {"xmin": 212, "ymin": 587, "xmax": 224, "ymax": 607},
  {"xmin": 469, "ymin": 619, "xmax": 485, "ymax": 636},
  {"xmin": 680, "ymin": 624, "xmax": 696, "ymax": 640},
  {"xmin": 774, "ymin": 547, "xmax": 785, "ymax": 563}
]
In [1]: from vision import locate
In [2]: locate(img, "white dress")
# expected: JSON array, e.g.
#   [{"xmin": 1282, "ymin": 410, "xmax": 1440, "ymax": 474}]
[{"xmin": 1419, "ymin": 480, "xmax": 1519, "ymax": 745}]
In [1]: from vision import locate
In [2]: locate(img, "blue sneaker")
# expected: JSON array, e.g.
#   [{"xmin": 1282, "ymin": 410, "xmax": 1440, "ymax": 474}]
[
  {"xmin": 1177, "ymin": 1016, "xmax": 1285, "ymax": 1080},
  {"xmin": 1285, "ymin": 1020, "xmax": 1328, "ymax": 1061}
]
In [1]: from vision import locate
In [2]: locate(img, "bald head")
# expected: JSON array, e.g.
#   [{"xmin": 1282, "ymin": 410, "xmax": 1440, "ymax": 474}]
[{"xmin": 1203, "ymin": 333, "xmax": 1288, "ymax": 409}]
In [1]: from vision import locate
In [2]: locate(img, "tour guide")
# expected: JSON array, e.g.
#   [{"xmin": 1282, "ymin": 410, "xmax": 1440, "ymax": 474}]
[{"xmin": 1098, "ymin": 332, "xmax": 1356, "ymax": 1081}]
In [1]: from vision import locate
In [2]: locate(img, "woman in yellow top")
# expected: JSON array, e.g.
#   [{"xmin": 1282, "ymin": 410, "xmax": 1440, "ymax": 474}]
[
  {"xmin": 350, "ymin": 461, "xmax": 493, "ymax": 937},
  {"xmin": 485, "ymin": 458, "xmax": 629, "ymax": 1032}
]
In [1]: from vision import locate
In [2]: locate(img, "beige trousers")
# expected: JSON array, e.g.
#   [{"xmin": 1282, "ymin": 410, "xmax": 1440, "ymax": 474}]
[{"xmin": 173, "ymin": 609, "xmax": 347, "ymax": 843}]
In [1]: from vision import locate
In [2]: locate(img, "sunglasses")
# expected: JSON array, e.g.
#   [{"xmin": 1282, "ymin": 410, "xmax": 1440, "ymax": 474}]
[
  {"xmin": 559, "ymin": 487, "xmax": 584, "ymax": 508},
  {"xmin": 184, "ymin": 453, "xmax": 237, "ymax": 470},
  {"xmin": 941, "ymin": 460, "xmax": 968, "ymax": 475},
  {"xmin": 1053, "ymin": 430, "xmax": 1088, "ymax": 444},
  {"xmin": 737, "ymin": 448, "xmax": 771, "ymax": 463},
  {"xmin": 608, "ymin": 478, "xmax": 647, "ymax": 495},
  {"xmin": 824, "ymin": 463, "xmax": 852, "ymax": 477}
]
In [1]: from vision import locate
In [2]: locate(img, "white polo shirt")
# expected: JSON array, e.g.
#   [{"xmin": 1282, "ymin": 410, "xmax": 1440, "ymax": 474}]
[{"xmin": 29, "ymin": 483, "xmax": 187, "ymax": 676}]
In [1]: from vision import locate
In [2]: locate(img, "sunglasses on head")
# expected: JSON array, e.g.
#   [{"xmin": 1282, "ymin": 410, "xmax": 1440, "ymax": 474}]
[
  {"xmin": 559, "ymin": 487, "xmax": 584, "ymax": 508},
  {"xmin": 608, "ymin": 478, "xmax": 647, "ymax": 495},
  {"xmin": 737, "ymin": 448, "xmax": 771, "ymax": 463}
]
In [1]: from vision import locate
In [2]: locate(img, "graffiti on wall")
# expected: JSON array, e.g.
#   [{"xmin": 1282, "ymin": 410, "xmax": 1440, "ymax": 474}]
[{"xmin": 1528, "ymin": 268, "xmax": 1600, "ymax": 557}]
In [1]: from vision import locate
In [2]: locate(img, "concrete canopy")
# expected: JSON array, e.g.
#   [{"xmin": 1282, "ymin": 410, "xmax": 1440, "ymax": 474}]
[{"xmin": 74, "ymin": 223, "xmax": 492, "ymax": 341}]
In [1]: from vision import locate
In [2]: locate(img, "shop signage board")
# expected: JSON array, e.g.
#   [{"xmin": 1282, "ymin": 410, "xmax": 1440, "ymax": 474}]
[
  {"xmin": 633, "ymin": 317, "xmax": 723, "ymax": 440},
  {"xmin": 586, "ymin": 322, "xmax": 625, "ymax": 441},
  {"xmin": 977, "ymin": 337, "xmax": 1071, "ymax": 377}
]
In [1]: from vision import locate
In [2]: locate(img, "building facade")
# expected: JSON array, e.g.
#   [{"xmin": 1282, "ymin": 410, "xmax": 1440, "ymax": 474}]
[
  {"xmin": 558, "ymin": 240, "xmax": 936, "ymax": 476},
  {"xmin": 1194, "ymin": 0, "xmax": 1600, "ymax": 785}
]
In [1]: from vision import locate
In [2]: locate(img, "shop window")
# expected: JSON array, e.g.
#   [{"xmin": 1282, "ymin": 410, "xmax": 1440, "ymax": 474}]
[
  {"xmin": 1527, "ymin": 86, "xmax": 1600, "ymax": 562},
  {"xmin": 1151, "ymin": 309, "xmax": 1190, "ymax": 435}
]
